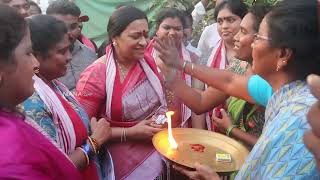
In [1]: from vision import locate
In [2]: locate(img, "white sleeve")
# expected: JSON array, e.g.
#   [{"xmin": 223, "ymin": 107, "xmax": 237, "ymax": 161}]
[
  {"xmin": 197, "ymin": 26, "xmax": 210, "ymax": 57},
  {"xmin": 192, "ymin": 1, "xmax": 206, "ymax": 25}
]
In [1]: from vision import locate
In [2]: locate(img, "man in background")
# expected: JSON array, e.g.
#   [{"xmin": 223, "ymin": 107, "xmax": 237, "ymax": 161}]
[
  {"xmin": 47, "ymin": 0, "xmax": 97, "ymax": 91},
  {"xmin": 0, "ymin": 0, "xmax": 30, "ymax": 17}
]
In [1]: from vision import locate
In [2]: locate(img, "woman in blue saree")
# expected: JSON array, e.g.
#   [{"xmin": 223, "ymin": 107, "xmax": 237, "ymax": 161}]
[
  {"xmin": 154, "ymin": 0, "xmax": 320, "ymax": 179},
  {"xmin": 19, "ymin": 15, "xmax": 114, "ymax": 180}
]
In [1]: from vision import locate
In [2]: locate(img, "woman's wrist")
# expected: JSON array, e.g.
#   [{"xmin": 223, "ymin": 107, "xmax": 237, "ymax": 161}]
[
  {"xmin": 226, "ymin": 125, "xmax": 237, "ymax": 137},
  {"xmin": 125, "ymin": 127, "xmax": 135, "ymax": 139},
  {"xmin": 176, "ymin": 61, "xmax": 184, "ymax": 70},
  {"xmin": 88, "ymin": 136, "xmax": 99, "ymax": 152},
  {"xmin": 164, "ymin": 69, "xmax": 177, "ymax": 85}
]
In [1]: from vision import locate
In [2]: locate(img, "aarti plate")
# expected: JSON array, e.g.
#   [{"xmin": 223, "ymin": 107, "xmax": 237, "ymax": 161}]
[{"xmin": 152, "ymin": 128, "xmax": 249, "ymax": 172}]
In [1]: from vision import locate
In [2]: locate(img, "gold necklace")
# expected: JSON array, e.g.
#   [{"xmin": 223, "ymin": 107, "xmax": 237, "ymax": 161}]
[{"xmin": 116, "ymin": 60, "xmax": 127, "ymax": 81}]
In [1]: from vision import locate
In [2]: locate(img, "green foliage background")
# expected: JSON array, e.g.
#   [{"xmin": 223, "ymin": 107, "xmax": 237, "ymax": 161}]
[{"xmin": 76, "ymin": 0, "xmax": 280, "ymax": 46}]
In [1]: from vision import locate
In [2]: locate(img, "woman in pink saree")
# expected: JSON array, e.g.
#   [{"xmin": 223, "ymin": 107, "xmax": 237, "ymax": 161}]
[
  {"xmin": 203, "ymin": 0, "xmax": 247, "ymax": 131},
  {"xmin": 146, "ymin": 8, "xmax": 198, "ymax": 128},
  {"xmin": 0, "ymin": 6, "xmax": 80, "ymax": 179},
  {"xmin": 76, "ymin": 6, "xmax": 167, "ymax": 180}
]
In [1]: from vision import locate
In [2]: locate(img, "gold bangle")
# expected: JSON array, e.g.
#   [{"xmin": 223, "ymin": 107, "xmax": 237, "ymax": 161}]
[
  {"xmin": 124, "ymin": 128, "xmax": 127, "ymax": 142},
  {"xmin": 90, "ymin": 137, "xmax": 99, "ymax": 150},
  {"xmin": 190, "ymin": 63, "xmax": 194, "ymax": 76},
  {"xmin": 77, "ymin": 147, "xmax": 89, "ymax": 167},
  {"xmin": 121, "ymin": 128, "xmax": 127, "ymax": 143},
  {"xmin": 182, "ymin": 61, "xmax": 187, "ymax": 72},
  {"xmin": 87, "ymin": 137, "xmax": 97, "ymax": 154}
]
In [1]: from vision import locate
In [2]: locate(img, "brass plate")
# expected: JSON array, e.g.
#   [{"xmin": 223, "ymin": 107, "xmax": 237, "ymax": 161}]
[{"xmin": 152, "ymin": 128, "xmax": 249, "ymax": 172}]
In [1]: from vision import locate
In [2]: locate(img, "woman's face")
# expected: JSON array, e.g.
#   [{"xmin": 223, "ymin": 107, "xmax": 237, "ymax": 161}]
[
  {"xmin": 234, "ymin": 13, "xmax": 256, "ymax": 61},
  {"xmin": 251, "ymin": 17, "xmax": 278, "ymax": 80},
  {"xmin": 113, "ymin": 19, "xmax": 149, "ymax": 61},
  {"xmin": 156, "ymin": 17, "xmax": 184, "ymax": 47},
  {"xmin": 1, "ymin": 28, "xmax": 39, "ymax": 104},
  {"xmin": 38, "ymin": 34, "xmax": 72, "ymax": 81},
  {"xmin": 217, "ymin": 7, "xmax": 242, "ymax": 44}
]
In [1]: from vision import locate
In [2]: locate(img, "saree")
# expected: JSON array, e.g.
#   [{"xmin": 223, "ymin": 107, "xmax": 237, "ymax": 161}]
[
  {"xmin": 0, "ymin": 110, "xmax": 81, "ymax": 180},
  {"xmin": 20, "ymin": 76, "xmax": 114, "ymax": 180},
  {"xmin": 226, "ymin": 59, "xmax": 265, "ymax": 137},
  {"xmin": 76, "ymin": 45, "xmax": 167, "ymax": 180},
  {"xmin": 236, "ymin": 81, "xmax": 320, "ymax": 179},
  {"xmin": 205, "ymin": 40, "xmax": 229, "ymax": 131},
  {"xmin": 146, "ymin": 39, "xmax": 196, "ymax": 127}
]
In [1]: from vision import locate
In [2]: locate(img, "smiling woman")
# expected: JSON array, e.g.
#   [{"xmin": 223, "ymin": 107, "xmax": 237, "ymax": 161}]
[
  {"xmin": 76, "ymin": 6, "xmax": 168, "ymax": 180},
  {"xmin": 155, "ymin": 0, "xmax": 320, "ymax": 179},
  {"xmin": 146, "ymin": 8, "xmax": 200, "ymax": 129},
  {"xmin": 19, "ymin": 15, "xmax": 114, "ymax": 180}
]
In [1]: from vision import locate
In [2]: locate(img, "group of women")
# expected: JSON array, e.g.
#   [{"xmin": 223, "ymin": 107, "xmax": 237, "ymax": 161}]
[{"xmin": 0, "ymin": 0, "xmax": 320, "ymax": 179}]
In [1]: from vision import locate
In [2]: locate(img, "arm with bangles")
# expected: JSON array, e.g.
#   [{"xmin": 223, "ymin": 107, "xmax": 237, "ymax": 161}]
[
  {"xmin": 69, "ymin": 117, "xmax": 111, "ymax": 170},
  {"xmin": 165, "ymin": 76, "xmax": 228, "ymax": 114},
  {"xmin": 154, "ymin": 37, "xmax": 255, "ymax": 106},
  {"xmin": 181, "ymin": 62, "xmax": 254, "ymax": 104},
  {"xmin": 109, "ymin": 119, "xmax": 163, "ymax": 142}
]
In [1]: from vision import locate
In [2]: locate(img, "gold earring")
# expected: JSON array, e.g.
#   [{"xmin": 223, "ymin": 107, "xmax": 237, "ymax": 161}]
[
  {"xmin": 34, "ymin": 67, "xmax": 40, "ymax": 74},
  {"xmin": 276, "ymin": 65, "xmax": 280, "ymax": 72},
  {"xmin": 112, "ymin": 41, "xmax": 118, "ymax": 46}
]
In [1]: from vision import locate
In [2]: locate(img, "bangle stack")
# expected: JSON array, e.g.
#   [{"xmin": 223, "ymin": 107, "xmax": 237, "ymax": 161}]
[
  {"xmin": 78, "ymin": 136, "xmax": 99, "ymax": 167},
  {"xmin": 120, "ymin": 127, "xmax": 127, "ymax": 143},
  {"xmin": 226, "ymin": 125, "xmax": 237, "ymax": 137},
  {"xmin": 77, "ymin": 147, "xmax": 90, "ymax": 166},
  {"xmin": 182, "ymin": 61, "xmax": 194, "ymax": 76},
  {"xmin": 88, "ymin": 136, "xmax": 99, "ymax": 154}
]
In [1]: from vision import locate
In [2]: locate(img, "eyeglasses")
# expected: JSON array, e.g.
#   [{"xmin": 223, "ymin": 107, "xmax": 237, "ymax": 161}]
[{"xmin": 254, "ymin": 33, "xmax": 271, "ymax": 42}]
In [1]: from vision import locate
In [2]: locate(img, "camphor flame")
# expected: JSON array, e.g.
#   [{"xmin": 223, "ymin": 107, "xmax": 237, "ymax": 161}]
[{"xmin": 166, "ymin": 111, "xmax": 178, "ymax": 149}]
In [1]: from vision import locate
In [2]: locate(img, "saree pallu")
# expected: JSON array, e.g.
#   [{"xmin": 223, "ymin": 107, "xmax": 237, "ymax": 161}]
[
  {"xmin": 20, "ymin": 76, "xmax": 114, "ymax": 180},
  {"xmin": 76, "ymin": 45, "xmax": 167, "ymax": 180},
  {"xmin": 205, "ymin": 40, "xmax": 229, "ymax": 131},
  {"xmin": 235, "ymin": 81, "xmax": 320, "ymax": 179},
  {"xmin": 0, "ymin": 110, "xmax": 81, "ymax": 180},
  {"xmin": 226, "ymin": 59, "xmax": 265, "ymax": 137},
  {"xmin": 146, "ymin": 39, "xmax": 195, "ymax": 128}
]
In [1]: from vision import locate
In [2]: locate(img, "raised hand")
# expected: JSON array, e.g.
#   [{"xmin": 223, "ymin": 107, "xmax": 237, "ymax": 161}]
[
  {"xmin": 212, "ymin": 109, "xmax": 232, "ymax": 133},
  {"xmin": 90, "ymin": 117, "xmax": 112, "ymax": 149},
  {"xmin": 154, "ymin": 35, "xmax": 183, "ymax": 70},
  {"xmin": 304, "ymin": 74, "xmax": 320, "ymax": 170}
]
